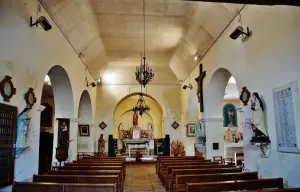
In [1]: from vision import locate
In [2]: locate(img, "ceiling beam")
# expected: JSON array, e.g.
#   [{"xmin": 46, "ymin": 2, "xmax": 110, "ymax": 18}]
[{"xmin": 184, "ymin": 0, "xmax": 300, "ymax": 6}]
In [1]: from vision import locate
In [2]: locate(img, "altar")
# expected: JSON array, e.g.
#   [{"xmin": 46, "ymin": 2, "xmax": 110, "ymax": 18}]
[{"xmin": 123, "ymin": 138, "xmax": 150, "ymax": 156}]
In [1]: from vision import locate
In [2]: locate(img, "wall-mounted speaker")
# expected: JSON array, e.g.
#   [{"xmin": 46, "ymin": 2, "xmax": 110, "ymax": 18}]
[{"xmin": 213, "ymin": 143, "xmax": 219, "ymax": 150}]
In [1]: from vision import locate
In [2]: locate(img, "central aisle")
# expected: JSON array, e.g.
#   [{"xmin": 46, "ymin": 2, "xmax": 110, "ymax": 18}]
[{"xmin": 125, "ymin": 164, "xmax": 165, "ymax": 192}]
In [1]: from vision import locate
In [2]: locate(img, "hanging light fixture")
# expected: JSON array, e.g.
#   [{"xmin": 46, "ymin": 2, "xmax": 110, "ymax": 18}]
[
  {"xmin": 135, "ymin": 0, "xmax": 154, "ymax": 87},
  {"xmin": 133, "ymin": 88, "xmax": 150, "ymax": 116}
]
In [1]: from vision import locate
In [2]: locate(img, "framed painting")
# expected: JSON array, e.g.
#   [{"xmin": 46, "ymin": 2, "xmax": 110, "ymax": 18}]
[
  {"xmin": 79, "ymin": 124, "xmax": 90, "ymax": 137},
  {"xmin": 57, "ymin": 118, "xmax": 70, "ymax": 147},
  {"xmin": 187, "ymin": 124, "xmax": 196, "ymax": 137}
]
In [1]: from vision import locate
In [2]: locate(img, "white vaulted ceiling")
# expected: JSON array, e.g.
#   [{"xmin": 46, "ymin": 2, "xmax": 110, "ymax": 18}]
[{"xmin": 40, "ymin": 0, "xmax": 242, "ymax": 83}]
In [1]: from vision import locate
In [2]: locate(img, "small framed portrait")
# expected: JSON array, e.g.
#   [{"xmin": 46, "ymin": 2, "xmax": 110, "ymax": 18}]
[
  {"xmin": 187, "ymin": 124, "xmax": 196, "ymax": 137},
  {"xmin": 79, "ymin": 124, "xmax": 90, "ymax": 136}
]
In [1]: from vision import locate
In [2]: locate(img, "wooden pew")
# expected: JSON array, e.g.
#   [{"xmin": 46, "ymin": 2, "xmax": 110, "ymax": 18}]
[
  {"xmin": 47, "ymin": 170, "xmax": 123, "ymax": 192},
  {"xmin": 161, "ymin": 164, "xmax": 232, "ymax": 189},
  {"xmin": 173, "ymin": 172, "xmax": 258, "ymax": 192},
  {"xmin": 33, "ymin": 174, "xmax": 121, "ymax": 192},
  {"xmin": 222, "ymin": 189, "xmax": 300, "ymax": 192},
  {"xmin": 65, "ymin": 162, "xmax": 126, "ymax": 176},
  {"xmin": 186, "ymin": 178, "xmax": 283, "ymax": 192},
  {"xmin": 169, "ymin": 167, "xmax": 242, "ymax": 192},
  {"xmin": 12, "ymin": 182, "xmax": 116, "ymax": 192},
  {"xmin": 157, "ymin": 156, "xmax": 204, "ymax": 174},
  {"xmin": 159, "ymin": 160, "xmax": 217, "ymax": 179}
]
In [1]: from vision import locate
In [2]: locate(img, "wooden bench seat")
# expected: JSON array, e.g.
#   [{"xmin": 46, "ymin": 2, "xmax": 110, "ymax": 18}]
[
  {"xmin": 159, "ymin": 161, "xmax": 218, "ymax": 180},
  {"xmin": 33, "ymin": 174, "xmax": 121, "ymax": 192},
  {"xmin": 12, "ymin": 182, "xmax": 116, "ymax": 192},
  {"xmin": 186, "ymin": 178, "xmax": 283, "ymax": 192},
  {"xmin": 173, "ymin": 172, "xmax": 258, "ymax": 192},
  {"xmin": 162, "ymin": 164, "xmax": 234, "ymax": 189},
  {"xmin": 169, "ymin": 167, "xmax": 242, "ymax": 192},
  {"xmin": 222, "ymin": 189, "xmax": 300, "ymax": 192},
  {"xmin": 156, "ymin": 156, "xmax": 204, "ymax": 174}
]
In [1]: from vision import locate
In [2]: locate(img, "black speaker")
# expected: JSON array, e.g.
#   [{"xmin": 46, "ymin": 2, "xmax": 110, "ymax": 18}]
[
  {"xmin": 213, "ymin": 143, "xmax": 219, "ymax": 150},
  {"xmin": 108, "ymin": 135, "xmax": 116, "ymax": 157},
  {"xmin": 163, "ymin": 134, "xmax": 170, "ymax": 156}
]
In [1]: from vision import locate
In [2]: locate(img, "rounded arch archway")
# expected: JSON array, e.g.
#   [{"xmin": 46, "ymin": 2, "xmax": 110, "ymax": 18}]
[
  {"xmin": 113, "ymin": 93, "xmax": 164, "ymax": 139},
  {"xmin": 39, "ymin": 65, "xmax": 75, "ymax": 172},
  {"xmin": 203, "ymin": 68, "xmax": 242, "ymax": 158},
  {"xmin": 77, "ymin": 90, "xmax": 93, "ymax": 152}
]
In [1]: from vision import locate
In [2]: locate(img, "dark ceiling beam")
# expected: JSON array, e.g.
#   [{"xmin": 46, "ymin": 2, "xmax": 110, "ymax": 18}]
[{"xmin": 184, "ymin": 0, "xmax": 300, "ymax": 6}]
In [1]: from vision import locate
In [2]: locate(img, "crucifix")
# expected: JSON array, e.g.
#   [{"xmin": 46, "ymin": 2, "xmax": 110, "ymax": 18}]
[{"xmin": 195, "ymin": 64, "xmax": 206, "ymax": 113}]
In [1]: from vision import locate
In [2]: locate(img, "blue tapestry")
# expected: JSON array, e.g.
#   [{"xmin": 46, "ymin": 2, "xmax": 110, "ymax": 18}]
[{"xmin": 223, "ymin": 103, "xmax": 237, "ymax": 127}]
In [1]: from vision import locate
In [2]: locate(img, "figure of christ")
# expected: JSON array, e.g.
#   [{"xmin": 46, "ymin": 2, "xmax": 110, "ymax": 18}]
[
  {"xmin": 59, "ymin": 121, "xmax": 69, "ymax": 147},
  {"xmin": 227, "ymin": 109, "xmax": 234, "ymax": 127}
]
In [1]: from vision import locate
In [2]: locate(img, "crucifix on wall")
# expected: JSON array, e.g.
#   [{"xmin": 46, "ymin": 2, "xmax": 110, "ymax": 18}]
[{"xmin": 195, "ymin": 64, "xmax": 206, "ymax": 113}]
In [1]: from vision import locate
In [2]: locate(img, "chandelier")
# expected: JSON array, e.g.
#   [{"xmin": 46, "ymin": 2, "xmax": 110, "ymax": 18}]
[
  {"xmin": 135, "ymin": 0, "xmax": 154, "ymax": 87},
  {"xmin": 132, "ymin": 92, "xmax": 150, "ymax": 116}
]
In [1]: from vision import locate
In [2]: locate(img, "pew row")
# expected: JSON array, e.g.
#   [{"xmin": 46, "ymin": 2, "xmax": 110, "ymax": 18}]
[
  {"xmin": 173, "ymin": 172, "xmax": 258, "ymax": 192},
  {"xmin": 186, "ymin": 178, "xmax": 284, "ymax": 192},
  {"xmin": 12, "ymin": 182, "xmax": 116, "ymax": 192},
  {"xmin": 222, "ymin": 189, "xmax": 300, "ymax": 192},
  {"xmin": 168, "ymin": 167, "xmax": 242, "ymax": 192},
  {"xmin": 33, "ymin": 174, "xmax": 121, "ymax": 192}
]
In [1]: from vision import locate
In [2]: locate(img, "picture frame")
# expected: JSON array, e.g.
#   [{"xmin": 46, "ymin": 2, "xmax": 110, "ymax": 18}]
[
  {"xmin": 186, "ymin": 124, "xmax": 196, "ymax": 137},
  {"xmin": 79, "ymin": 124, "xmax": 90, "ymax": 137}
]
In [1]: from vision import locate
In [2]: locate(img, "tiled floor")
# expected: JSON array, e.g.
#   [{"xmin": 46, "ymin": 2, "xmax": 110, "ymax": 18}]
[{"xmin": 125, "ymin": 164, "xmax": 165, "ymax": 192}]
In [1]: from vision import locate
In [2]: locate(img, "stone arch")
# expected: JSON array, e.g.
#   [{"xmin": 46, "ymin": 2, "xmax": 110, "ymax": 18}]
[
  {"xmin": 203, "ymin": 68, "xmax": 241, "ymax": 158},
  {"xmin": 113, "ymin": 93, "xmax": 164, "ymax": 139},
  {"xmin": 41, "ymin": 65, "xmax": 75, "ymax": 162},
  {"xmin": 77, "ymin": 90, "xmax": 93, "ymax": 152}
]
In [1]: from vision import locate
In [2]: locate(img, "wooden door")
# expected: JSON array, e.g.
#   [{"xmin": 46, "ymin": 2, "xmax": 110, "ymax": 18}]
[{"xmin": 0, "ymin": 103, "xmax": 17, "ymax": 188}]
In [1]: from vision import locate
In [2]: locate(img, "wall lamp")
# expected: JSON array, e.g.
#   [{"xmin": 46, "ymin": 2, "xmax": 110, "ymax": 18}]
[
  {"xmin": 86, "ymin": 78, "xmax": 96, "ymax": 87},
  {"xmin": 183, "ymin": 83, "xmax": 193, "ymax": 90},
  {"xmin": 30, "ymin": 16, "xmax": 52, "ymax": 31},
  {"xmin": 230, "ymin": 26, "xmax": 251, "ymax": 40}
]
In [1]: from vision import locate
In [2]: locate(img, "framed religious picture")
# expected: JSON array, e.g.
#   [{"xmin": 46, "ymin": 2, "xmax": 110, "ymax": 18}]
[
  {"xmin": 187, "ymin": 124, "xmax": 196, "ymax": 137},
  {"xmin": 57, "ymin": 118, "xmax": 70, "ymax": 147},
  {"xmin": 0, "ymin": 76, "xmax": 16, "ymax": 102},
  {"xmin": 171, "ymin": 121, "xmax": 179, "ymax": 129},
  {"xmin": 79, "ymin": 124, "xmax": 90, "ymax": 136},
  {"xmin": 99, "ymin": 121, "xmax": 107, "ymax": 130},
  {"xmin": 240, "ymin": 87, "xmax": 250, "ymax": 106},
  {"xmin": 24, "ymin": 88, "xmax": 37, "ymax": 108}
]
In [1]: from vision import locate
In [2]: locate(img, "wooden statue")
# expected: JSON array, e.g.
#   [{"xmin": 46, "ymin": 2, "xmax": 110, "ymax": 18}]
[
  {"xmin": 195, "ymin": 64, "xmax": 206, "ymax": 113},
  {"xmin": 98, "ymin": 134, "xmax": 106, "ymax": 157}
]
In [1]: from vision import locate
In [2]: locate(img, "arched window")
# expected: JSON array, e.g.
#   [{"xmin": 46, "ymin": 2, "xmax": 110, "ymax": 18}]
[
  {"xmin": 223, "ymin": 103, "xmax": 237, "ymax": 127},
  {"xmin": 40, "ymin": 103, "xmax": 53, "ymax": 127}
]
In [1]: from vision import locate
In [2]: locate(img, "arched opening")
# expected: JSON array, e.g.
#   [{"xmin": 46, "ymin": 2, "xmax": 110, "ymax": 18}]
[
  {"xmin": 38, "ymin": 65, "xmax": 74, "ymax": 174},
  {"xmin": 113, "ymin": 93, "xmax": 164, "ymax": 156},
  {"xmin": 77, "ymin": 90, "xmax": 93, "ymax": 153},
  {"xmin": 204, "ymin": 68, "xmax": 242, "ymax": 159}
]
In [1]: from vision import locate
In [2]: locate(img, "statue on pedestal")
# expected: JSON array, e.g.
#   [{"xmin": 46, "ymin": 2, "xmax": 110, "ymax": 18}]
[{"xmin": 98, "ymin": 134, "xmax": 106, "ymax": 157}]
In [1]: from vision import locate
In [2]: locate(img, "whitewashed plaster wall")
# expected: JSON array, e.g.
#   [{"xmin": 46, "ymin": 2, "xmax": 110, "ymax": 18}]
[
  {"xmin": 0, "ymin": 0, "xmax": 97, "ymax": 184},
  {"xmin": 95, "ymin": 84, "xmax": 181, "ymax": 152},
  {"xmin": 181, "ymin": 5, "xmax": 300, "ymax": 187}
]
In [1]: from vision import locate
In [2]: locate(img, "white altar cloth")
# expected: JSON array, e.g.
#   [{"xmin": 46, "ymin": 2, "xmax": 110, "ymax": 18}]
[{"xmin": 128, "ymin": 144, "xmax": 149, "ymax": 156}]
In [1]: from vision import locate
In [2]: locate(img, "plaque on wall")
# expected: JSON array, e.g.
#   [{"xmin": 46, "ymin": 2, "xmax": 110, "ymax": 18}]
[{"xmin": 273, "ymin": 80, "xmax": 300, "ymax": 153}]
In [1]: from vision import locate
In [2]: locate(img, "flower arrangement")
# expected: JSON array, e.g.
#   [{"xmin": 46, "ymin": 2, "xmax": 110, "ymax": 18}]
[
  {"xmin": 244, "ymin": 118, "xmax": 256, "ymax": 131},
  {"xmin": 141, "ymin": 130, "xmax": 149, "ymax": 138},
  {"xmin": 121, "ymin": 130, "xmax": 132, "ymax": 139},
  {"xmin": 171, "ymin": 140, "xmax": 185, "ymax": 156}
]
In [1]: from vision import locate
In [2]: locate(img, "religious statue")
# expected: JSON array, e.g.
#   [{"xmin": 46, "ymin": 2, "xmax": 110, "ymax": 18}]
[
  {"xmin": 227, "ymin": 109, "xmax": 234, "ymax": 127},
  {"xmin": 147, "ymin": 123, "xmax": 153, "ymax": 138},
  {"xmin": 251, "ymin": 92, "xmax": 268, "ymax": 137},
  {"xmin": 98, "ymin": 134, "xmax": 106, "ymax": 157},
  {"xmin": 133, "ymin": 111, "xmax": 138, "ymax": 126},
  {"xmin": 58, "ymin": 121, "xmax": 69, "ymax": 147},
  {"xmin": 224, "ymin": 127, "xmax": 233, "ymax": 142},
  {"xmin": 15, "ymin": 107, "xmax": 31, "ymax": 158}
]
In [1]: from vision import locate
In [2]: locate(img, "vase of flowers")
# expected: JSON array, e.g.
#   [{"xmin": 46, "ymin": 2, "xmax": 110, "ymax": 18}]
[{"xmin": 171, "ymin": 140, "xmax": 184, "ymax": 156}]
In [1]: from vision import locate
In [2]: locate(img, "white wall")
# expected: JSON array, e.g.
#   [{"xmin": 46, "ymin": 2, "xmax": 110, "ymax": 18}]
[
  {"xmin": 181, "ymin": 5, "xmax": 300, "ymax": 187},
  {"xmin": 0, "ymin": 0, "xmax": 97, "ymax": 184},
  {"xmin": 95, "ymin": 84, "xmax": 181, "ymax": 151}
]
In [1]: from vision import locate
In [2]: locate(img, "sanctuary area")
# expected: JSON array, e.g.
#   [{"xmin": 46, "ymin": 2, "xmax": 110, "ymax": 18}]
[{"xmin": 1, "ymin": 0, "xmax": 300, "ymax": 192}]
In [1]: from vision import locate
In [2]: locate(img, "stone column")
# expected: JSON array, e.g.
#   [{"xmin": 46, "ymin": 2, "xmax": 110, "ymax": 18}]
[
  {"xmin": 69, "ymin": 117, "xmax": 79, "ymax": 161},
  {"xmin": 203, "ymin": 117, "xmax": 224, "ymax": 159}
]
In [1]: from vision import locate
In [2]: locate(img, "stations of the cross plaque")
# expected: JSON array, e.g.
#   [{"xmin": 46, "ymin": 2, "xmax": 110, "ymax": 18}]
[{"xmin": 195, "ymin": 64, "xmax": 206, "ymax": 113}]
